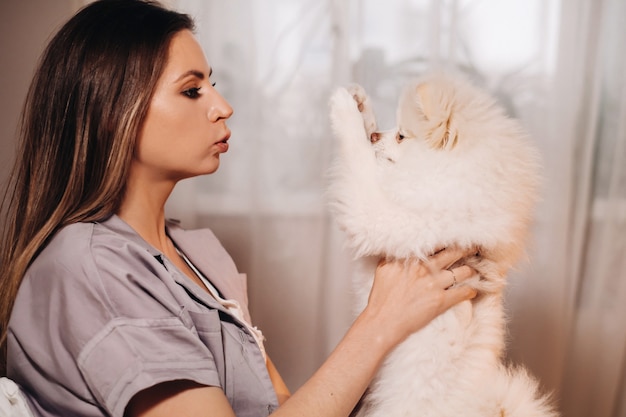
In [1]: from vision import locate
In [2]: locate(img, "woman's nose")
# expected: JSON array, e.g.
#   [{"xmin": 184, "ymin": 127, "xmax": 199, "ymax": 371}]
[{"xmin": 208, "ymin": 91, "xmax": 233, "ymax": 121}]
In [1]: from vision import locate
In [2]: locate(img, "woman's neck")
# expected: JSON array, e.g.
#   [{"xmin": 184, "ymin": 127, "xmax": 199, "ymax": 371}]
[
  {"xmin": 117, "ymin": 204, "xmax": 168, "ymax": 252},
  {"xmin": 117, "ymin": 168, "xmax": 175, "ymax": 252}
]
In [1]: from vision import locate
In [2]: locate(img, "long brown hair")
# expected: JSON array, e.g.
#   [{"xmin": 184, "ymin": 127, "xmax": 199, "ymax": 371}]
[{"xmin": 0, "ymin": 0, "xmax": 194, "ymax": 375}]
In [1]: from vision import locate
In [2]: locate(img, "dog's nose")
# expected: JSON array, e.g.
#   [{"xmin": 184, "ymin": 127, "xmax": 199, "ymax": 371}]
[{"xmin": 370, "ymin": 132, "xmax": 381, "ymax": 143}]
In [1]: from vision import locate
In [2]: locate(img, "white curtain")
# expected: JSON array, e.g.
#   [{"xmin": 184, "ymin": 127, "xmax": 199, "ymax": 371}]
[{"xmin": 166, "ymin": 1, "xmax": 626, "ymax": 416}]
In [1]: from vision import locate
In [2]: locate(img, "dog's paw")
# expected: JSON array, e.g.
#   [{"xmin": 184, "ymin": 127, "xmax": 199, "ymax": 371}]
[
  {"xmin": 346, "ymin": 84, "xmax": 377, "ymax": 137},
  {"xmin": 463, "ymin": 255, "xmax": 507, "ymax": 294},
  {"xmin": 346, "ymin": 84, "xmax": 368, "ymax": 109},
  {"xmin": 329, "ymin": 87, "xmax": 370, "ymax": 147},
  {"xmin": 329, "ymin": 87, "xmax": 359, "ymax": 119}
]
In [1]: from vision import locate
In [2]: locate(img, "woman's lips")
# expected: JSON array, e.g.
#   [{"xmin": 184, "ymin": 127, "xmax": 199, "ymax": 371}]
[{"xmin": 215, "ymin": 132, "xmax": 230, "ymax": 152}]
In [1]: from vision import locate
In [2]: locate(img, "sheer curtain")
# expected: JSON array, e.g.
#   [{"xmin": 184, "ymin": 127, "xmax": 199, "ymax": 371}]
[{"xmin": 166, "ymin": 1, "xmax": 626, "ymax": 416}]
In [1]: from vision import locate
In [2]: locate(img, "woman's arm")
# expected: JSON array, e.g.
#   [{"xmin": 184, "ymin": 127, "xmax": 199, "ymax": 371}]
[
  {"xmin": 125, "ymin": 380, "xmax": 236, "ymax": 417},
  {"xmin": 125, "ymin": 247, "xmax": 477, "ymax": 417},
  {"xmin": 268, "ymin": 355, "xmax": 292, "ymax": 405}
]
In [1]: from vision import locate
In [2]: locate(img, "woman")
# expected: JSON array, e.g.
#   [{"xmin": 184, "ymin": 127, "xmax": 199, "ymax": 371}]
[{"xmin": 0, "ymin": 1, "xmax": 478, "ymax": 416}]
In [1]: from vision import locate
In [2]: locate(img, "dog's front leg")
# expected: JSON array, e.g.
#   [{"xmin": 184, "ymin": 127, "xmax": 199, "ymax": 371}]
[
  {"xmin": 346, "ymin": 84, "xmax": 377, "ymax": 140},
  {"xmin": 328, "ymin": 88, "xmax": 397, "ymax": 258},
  {"xmin": 329, "ymin": 87, "xmax": 378, "ymax": 164}
]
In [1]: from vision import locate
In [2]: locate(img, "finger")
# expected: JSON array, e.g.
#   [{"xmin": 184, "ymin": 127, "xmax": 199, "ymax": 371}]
[
  {"xmin": 440, "ymin": 268, "xmax": 457, "ymax": 289},
  {"xmin": 444, "ymin": 285, "xmax": 478, "ymax": 307},
  {"xmin": 439, "ymin": 265, "xmax": 476, "ymax": 288},
  {"xmin": 427, "ymin": 246, "xmax": 477, "ymax": 270}
]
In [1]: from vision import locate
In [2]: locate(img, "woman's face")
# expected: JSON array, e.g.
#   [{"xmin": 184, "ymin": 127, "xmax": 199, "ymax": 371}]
[{"xmin": 134, "ymin": 30, "xmax": 233, "ymax": 183}]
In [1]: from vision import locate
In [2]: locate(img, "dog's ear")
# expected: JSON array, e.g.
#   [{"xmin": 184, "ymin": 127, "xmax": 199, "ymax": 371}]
[{"xmin": 414, "ymin": 81, "xmax": 459, "ymax": 150}]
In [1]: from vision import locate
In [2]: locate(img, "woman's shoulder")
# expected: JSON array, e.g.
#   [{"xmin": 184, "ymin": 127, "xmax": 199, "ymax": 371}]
[
  {"xmin": 33, "ymin": 220, "xmax": 135, "ymax": 262},
  {"xmin": 33, "ymin": 221, "xmax": 99, "ymax": 264},
  {"xmin": 27, "ymin": 217, "xmax": 159, "ymax": 281},
  {"xmin": 22, "ymin": 217, "xmax": 185, "ymax": 318}
]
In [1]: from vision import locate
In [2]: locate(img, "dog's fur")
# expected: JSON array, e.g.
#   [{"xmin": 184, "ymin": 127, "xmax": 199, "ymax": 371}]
[{"xmin": 327, "ymin": 73, "xmax": 558, "ymax": 417}]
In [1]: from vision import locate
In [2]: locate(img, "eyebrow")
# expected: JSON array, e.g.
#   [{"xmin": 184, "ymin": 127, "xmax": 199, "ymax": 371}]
[{"xmin": 173, "ymin": 68, "xmax": 213, "ymax": 83}]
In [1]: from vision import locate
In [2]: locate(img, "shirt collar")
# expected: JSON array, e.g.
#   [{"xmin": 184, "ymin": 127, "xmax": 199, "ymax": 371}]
[{"xmin": 95, "ymin": 214, "xmax": 228, "ymax": 313}]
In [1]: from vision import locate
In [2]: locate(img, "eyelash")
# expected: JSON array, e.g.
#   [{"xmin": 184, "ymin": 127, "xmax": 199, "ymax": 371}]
[
  {"xmin": 182, "ymin": 82, "xmax": 217, "ymax": 99},
  {"xmin": 183, "ymin": 87, "xmax": 201, "ymax": 99}
]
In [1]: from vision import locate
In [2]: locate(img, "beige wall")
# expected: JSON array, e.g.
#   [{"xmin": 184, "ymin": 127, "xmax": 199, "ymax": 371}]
[{"xmin": 0, "ymin": 0, "xmax": 78, "ymax": 229}]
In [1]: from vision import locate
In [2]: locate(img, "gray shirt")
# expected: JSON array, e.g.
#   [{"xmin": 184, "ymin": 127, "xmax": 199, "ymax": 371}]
[{"xmin": 7, "ymin": 215, "xmax": 279, "ymax": 417}]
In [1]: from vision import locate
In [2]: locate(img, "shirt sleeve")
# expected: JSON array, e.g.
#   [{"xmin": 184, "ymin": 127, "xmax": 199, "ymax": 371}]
[{"xmin": 78, "ymin": 316, "xmax": 220, "ymax": 417}]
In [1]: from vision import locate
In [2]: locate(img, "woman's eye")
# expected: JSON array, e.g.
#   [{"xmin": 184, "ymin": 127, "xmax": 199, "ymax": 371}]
[{"xmin": 182, "ymin": 87, "xmax": 201, "ymax": 99}]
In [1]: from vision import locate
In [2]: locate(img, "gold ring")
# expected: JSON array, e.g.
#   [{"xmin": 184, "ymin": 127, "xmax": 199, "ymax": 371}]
[{"xmin": 447, "ymin": 268, "xmax": 457, "ymax": 287}]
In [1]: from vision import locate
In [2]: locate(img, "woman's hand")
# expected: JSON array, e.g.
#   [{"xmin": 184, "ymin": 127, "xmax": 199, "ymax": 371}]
[{"xmin": 362, "ymin": 247, "xmax": 478, "ymax": 348}]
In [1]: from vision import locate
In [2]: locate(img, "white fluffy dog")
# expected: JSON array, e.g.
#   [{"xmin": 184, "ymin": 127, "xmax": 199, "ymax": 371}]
[{"xmin": 327, "ymin": 73, "xmax": 558, "ymax": 417}]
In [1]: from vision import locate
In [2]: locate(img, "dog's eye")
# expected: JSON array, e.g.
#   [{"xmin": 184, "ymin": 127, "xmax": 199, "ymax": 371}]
[{"xmin": 397, "ymin": 133, "xmax": 406, "ymax": 142}]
